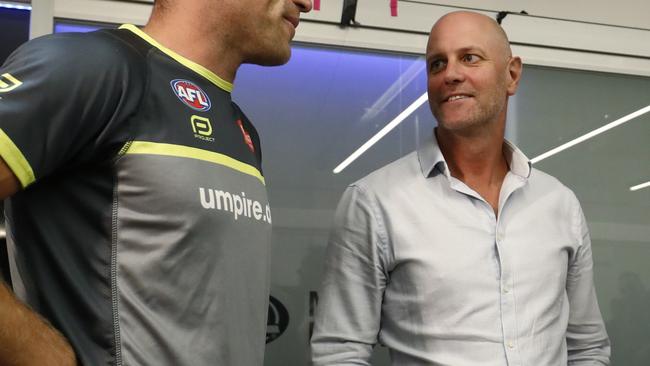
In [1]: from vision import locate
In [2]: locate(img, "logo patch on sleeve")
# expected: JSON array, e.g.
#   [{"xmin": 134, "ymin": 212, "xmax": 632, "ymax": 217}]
[
  {"xmin": 171, "ymin": 79, "xmax": 212, "ymax": 111},
  {"xmin": 0, "ymin": 73, "xmax": 22, "ymax": 93}
]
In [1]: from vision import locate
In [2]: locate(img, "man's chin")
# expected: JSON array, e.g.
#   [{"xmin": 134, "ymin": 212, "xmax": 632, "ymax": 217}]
[
  {"xmin": 435, "ymin": 118, "xmax": 481, "ymax": 132},
  {"xmin": 245, "ymin": 47, "xmax": 292, "ymax": 66}
]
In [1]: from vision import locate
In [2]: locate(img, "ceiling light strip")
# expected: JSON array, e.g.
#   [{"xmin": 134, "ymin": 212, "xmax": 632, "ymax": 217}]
[
  {"xmin": 531, "ymin": 105, "xmax": 650, "ymax": 164},
  {"xmin": 333, "ymin": 92, "xmax": 429, "ymax": 174},
  {"xmin": 0, "ymin": 2, "xmax": 31, "ymax": 10},
  {"xmin": 630, "ymin": 181, "xmax": 650, "ymax": 191}
]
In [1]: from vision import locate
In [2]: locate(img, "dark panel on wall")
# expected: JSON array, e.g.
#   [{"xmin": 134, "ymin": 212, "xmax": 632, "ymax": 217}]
[{"xmin": 0, "ymin": 7, "xmax": 30, "ymax": 65}]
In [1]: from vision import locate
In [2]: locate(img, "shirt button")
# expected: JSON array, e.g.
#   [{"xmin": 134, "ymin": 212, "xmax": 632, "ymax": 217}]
[
  {"xmin": 503, "ymin": 287, "xmax": 510, "ymax": 294},
  {"xmin": 507, "ymin": 341, "xmax": 515, "ymax": 349}
]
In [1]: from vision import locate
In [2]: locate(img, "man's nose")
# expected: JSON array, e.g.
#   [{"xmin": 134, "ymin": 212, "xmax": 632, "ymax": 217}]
[
  {"xmin": 294, "ymin": 0, "xmax": 313, "ymax": 13},
  {"xmin": 443, "ymin": 60, "xmax": 465, "ymax": 84}
]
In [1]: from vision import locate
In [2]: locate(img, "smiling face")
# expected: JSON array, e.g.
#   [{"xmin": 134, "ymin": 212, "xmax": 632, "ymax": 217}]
[
  {"xmin": 426, "ymin": 12, "xmax": 521, "ymax": 133},
  {"xmin": 223, "ymin": 0, "xmax": 313, "ymax": 66}
]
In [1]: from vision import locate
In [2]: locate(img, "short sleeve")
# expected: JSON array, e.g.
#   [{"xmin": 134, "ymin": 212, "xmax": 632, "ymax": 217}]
[{"xmin": 0, "ymin": 31, "xmax": 145, "ymax": 188}]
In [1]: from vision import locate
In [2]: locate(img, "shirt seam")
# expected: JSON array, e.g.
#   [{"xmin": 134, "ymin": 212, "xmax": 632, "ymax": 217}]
[
  {"xmin": 351, "ymin": 183, "xmax": 391, "ymax": 272},
  {"xmin": 570, "ymin": 192, "xmax": 584, "ymax": 269},
  {"xmin": 110, "ymin": 169, "xmax": 123, "ymax": 366},
  {"xmin": 104, "ymin": 29, "xmax": 151, "ymax": 166}
]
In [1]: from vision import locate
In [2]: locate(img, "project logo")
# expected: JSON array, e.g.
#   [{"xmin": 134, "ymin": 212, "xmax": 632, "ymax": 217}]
[
  {"xmin": 171, "ymin": 79, "xmax": 211, "ymax": 111},
  {"xmin": 191, "ymin": 116, "xmax": 215, "ymax": 142},
  {"xmin": 0, "ymin": 73, "xmax": 22, "ymax": 93}
]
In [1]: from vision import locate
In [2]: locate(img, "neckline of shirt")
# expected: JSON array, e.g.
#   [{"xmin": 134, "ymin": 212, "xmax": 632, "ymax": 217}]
[
  {"xmin": 418, "ymin": 132, "xmax": 532, "ymax": 180},
  {"xmin": 119, "ymin": 24, "xmax": 233, "ymax": 93}
]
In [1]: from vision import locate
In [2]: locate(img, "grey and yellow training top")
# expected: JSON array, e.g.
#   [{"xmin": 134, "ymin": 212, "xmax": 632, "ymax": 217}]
[{"xmin": 0, "ymin": 25, "xmax": 272, "ymax": 365}]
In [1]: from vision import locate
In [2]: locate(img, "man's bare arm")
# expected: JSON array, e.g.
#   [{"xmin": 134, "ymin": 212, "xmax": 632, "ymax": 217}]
[
  {"xmin": 0, "ymin": 157, "xmax": 19, "ymax": 198},
  {"xmin": 0, "ymin": 158, "xmax": 77, "ymax": 366}
]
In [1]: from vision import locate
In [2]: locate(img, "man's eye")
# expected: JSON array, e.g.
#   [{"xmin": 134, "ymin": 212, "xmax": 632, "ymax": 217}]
[
  {"xmin": 462, "ymin": 54, "xmax": 479, "ymax": 63},
  {"xmin": 430, "ymin": 60, "xmax": 445, "ymax": 72}
]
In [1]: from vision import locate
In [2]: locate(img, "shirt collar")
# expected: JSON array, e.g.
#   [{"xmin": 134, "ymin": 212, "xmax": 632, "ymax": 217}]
[
  {"xmin": 417, "ymin": 131, "xmax": 449, "ymax": 179},
  {"xmin": 417, "ymin": 130, "xmax": 532, "ymax": 179},
  {"xmin": 502, "ymin": 139, "xmax": 532, "ymax": 179}
]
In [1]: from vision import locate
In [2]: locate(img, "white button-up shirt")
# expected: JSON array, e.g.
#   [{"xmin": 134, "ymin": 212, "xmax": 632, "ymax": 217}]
[{"xmin": 311, "ymin": 134, "xmax": 610, "ymax": 365}]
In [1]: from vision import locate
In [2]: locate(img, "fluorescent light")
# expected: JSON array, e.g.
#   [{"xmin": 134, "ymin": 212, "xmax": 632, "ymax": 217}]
[
  {"xmin": 333, "ymin": 92, "xmax": 429, "ymax": 174},
  {"xmin": 361, "ymin": 58, "xmax": 425, "ymax": 122},
  {"xmin": 0, "ymin": 2, "xmax": 31, "ymax": 10},
  {"xmin": 630, "ymin": 181, "xmax": 650, "ymax": 192},
  {"xmin": 531, "ymin": 105, "xmax": 650, "ymax": 164}
]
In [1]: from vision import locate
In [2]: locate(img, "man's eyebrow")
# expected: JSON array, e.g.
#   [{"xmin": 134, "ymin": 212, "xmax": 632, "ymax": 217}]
[
  {"xmin": 457, "ymin": 46, "xmax": 488, "ymax": 55},
  {"xmin": 426, "ymin": 45, "xmax": 488, "ymax": 60}
]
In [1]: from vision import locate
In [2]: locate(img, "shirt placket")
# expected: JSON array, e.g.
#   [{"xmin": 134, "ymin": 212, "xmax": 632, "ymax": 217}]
[
  {"xmin": 494, "ymin": 218, "xmax": 520, "ymax": 366},
  {"xmin": 449, "ymin": 173, "xmax": 526, "ymax": 366},
  {"xmin": 495, "ymin": 174, "xmax": 526, "ymax": 366}
]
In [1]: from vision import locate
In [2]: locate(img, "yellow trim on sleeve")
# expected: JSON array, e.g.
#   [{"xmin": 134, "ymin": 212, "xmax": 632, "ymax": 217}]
[
  {"xmin": 125, "ymin": 141, "xmax": 265, "ymax": 185},
  {"xmin": 0, "ymin": 129, "xmax": 35, "ymax": 188},
  {"xmin": 119, "ymin": 24, "xmax": 233, "ymax": 93}
]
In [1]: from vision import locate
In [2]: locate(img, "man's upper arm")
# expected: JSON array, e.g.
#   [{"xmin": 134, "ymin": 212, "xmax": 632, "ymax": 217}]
[
  {"xmin": 311, "ymin": 184, "xmax": 388, "ymax": 365},
  {"xmin": 0, "ymin": 157, "xmax": 20, "ymax": 199},
  {"xmin": 566, "ymin": 198, "xmax": 610, "ymax": 365},
  {"xmin": 0, "ymin": 32, "xmax": 143, "ymax": 190}
]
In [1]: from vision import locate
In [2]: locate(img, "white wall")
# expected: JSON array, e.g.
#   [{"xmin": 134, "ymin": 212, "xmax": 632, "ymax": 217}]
[
  {"xmin": 379, "ymin": 0, "xmax": 649, "ymax": 29},
  {"xmin": 299, "ymin": 0, "xmax": 650, "ymax": 76},
  {"xmin": 40, "ymin": 0, "xmax": 650, "ymax": 76}
]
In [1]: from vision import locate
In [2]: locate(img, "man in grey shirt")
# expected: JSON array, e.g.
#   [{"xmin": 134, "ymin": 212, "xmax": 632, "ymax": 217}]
[
  {"xmin": 0, "ymin": 0, "xmax": 312, "ymax": 365},
  {"xmin": 311, "ymin": 11, "xmax": 610, "ymax": 366}
]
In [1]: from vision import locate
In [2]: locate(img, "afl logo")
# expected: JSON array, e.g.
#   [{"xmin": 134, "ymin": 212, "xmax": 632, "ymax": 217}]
[
  {"xmin": 266, "ymin": 296, "xmax": 289, "ymax": 343},
  {"xmin": 171, "ymin": 79, "xmax": 212, "ymax": 111}
]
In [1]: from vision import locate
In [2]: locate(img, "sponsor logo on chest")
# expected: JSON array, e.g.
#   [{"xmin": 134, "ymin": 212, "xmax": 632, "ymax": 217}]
[{"xmin": 171, "ymin": 79, "xmax": 212, "ymax": 111}]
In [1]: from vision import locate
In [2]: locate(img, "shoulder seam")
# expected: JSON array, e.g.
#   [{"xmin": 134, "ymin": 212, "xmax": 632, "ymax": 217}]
[
  {"xmin": 349, "ymin": 183, "xmax": 391, "ymax": 274},
  {"xmin": 103, "ymin": 29, "xmax": 151, "ymax": 162}
]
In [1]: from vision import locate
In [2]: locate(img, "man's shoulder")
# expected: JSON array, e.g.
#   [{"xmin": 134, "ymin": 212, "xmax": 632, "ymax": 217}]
[
  {"xmin": 528, "ymin": 167, "xmax": 579, "ymax": 202},
  {"xmin": 11, "ymin": 29, "xmax": 148, "ymax": 73},
  {"xmin": 353, "ymin": 150, "xmax": 420, "ymax": 192},
  {"xmin": 3, "ymin": 29, "xmax": 152, "ymax": 105}
]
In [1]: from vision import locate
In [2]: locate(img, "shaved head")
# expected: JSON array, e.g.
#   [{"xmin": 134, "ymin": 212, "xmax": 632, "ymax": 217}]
[{"xmin": 429, "ymin": 11, "xmax": 512, "ymax": 62}]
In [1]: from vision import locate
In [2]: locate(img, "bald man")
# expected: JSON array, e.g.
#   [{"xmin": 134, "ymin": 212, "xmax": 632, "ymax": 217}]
[
  {"xmin": 311, "ymin": 11, "xmax": 610, "ymax": 365},
  {"xmin": 0, "ymin": 0, "xmax": 311, "ymax": 365}
]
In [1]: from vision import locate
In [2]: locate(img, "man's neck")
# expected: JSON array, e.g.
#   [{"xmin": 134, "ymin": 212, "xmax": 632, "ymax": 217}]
[
  {"xmin": 143, "ymin": 10, "xmax": 240, "ymax": 83},
  {"xmin": 436, "ymin": 123, "xmax": 509, "ymax": 213}
]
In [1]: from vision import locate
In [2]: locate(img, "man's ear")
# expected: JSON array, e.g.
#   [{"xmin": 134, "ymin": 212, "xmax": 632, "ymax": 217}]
[{"xmin": 506, "ymin": 56, "xmax": 523, "ymax": 96}]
